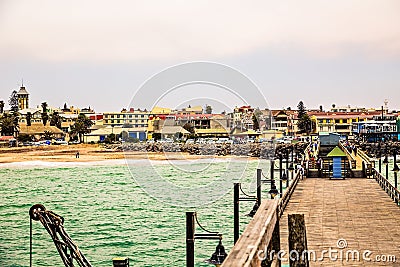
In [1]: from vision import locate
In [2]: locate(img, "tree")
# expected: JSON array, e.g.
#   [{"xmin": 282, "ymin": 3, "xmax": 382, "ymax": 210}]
[
  {"xmin": 252, "ymin": 114, "xmax": 259, "ymax": 130},
  {"xmin": 26, "ymin": 112, "xmax": 32, "ymax": 126},
  {"xmin": 41, "ymin": 102, "xmax": 48, "ymax": 126},
  {"xmin": 121, "ymin": 131, "xmax": 129, "ymax": 141},
  {"xmin": 297, "ymin": 101, "xmax": 312, "ymax": 134},
  {"xmin": 13, "ymin": 114, "xmax": 19, "ymax": 137},
  {"xmin": 50, "ymin": 111, "xmax": 62, "ymax": 129},
  {"xmin": 183, "ymin": 122, "xmax": 194, "ymax": 134},
  {"xmin": 0, "ymin": 100, "xmax": 4, "ymax": 113},
  {"xmin": 152, "ymin": 133, "xmax": 161, "ymax": 141},
  {"xmin": 17, "ymin": 133, "xmax": 32, "ymax": 143},
  {"xmin": 297, "ymin": 101, "xmax": 306, "ymax": 118},
  {"xmin": 105, "ymin": 133, "xmax": 117, "ymax": 144},
  {"xmin": 9, "ymin": 90, "xmax": 18, "ymax": 112},
  {"xmin": 0, "ymin": 113, "xmax": 15, "ymax": 136},
  {"xmin": 205, "ymin": 105, "xmax": 212, "ymax": 114},
  {"xmin": 42, "ymin": 130, "xmax": 54, "ymax": 140},
  {"xmin": 70, "ymin": 114, "xmax": 93, "ymax": 143},
  {"xmin": 252, "ymin": 108, "xmax": 262, "ymax": 131}
]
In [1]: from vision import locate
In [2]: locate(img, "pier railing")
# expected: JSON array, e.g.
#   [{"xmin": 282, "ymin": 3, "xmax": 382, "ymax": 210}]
[
  {"xmin": 222, "ymin": 170, "xmax": 302, "ymax": 267},
  {"xmin": 339, "ymin": 142, "xmax": 357, "ymax": 169},
  {"xmin": 373, "ymin": 168, "xmax": 400, "ymax": 205},
  {"xmin": 278, "ymin": 170, "xmax": 301, "ymax": 217},
  {"xmin": 359, "ymin": 150, "xmax": 375, "ymax": 177}
]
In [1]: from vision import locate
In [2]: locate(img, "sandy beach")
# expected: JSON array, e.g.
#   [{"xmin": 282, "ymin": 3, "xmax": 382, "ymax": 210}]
[{"xmin": 0, "ymin": 144, "xmax": 243, "ymax": 164}]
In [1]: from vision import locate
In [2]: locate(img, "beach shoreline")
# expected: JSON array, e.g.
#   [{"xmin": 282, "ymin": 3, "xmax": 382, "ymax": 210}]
[{"xmin": 0, "ymin": 144, "xmax": 256, "ymax": 164}]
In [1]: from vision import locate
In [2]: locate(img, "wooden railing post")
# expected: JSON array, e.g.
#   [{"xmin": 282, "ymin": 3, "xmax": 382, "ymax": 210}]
[{"xmin": 288, "ymin": 214, "xmax": 309, "ymax": 267}]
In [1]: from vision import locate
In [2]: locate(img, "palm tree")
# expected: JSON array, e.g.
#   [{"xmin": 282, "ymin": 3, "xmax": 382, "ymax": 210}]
[
  {"xmin": 42, "ymin": 130, "xmax": 54, "ymax": 140},
  {"xmin": 9, "ymin": 90, "xmax": 18, "ymax": 112},
  {"xmin": 26, "ymin": 112, "xmax": 32, "ymax": 126},
  {"xmin": 50, "ymin": 111, "xmax": 62, "ymax": 129},
  {"xmin": 70, "ymin": 114, "xmax": 93, "ymax": 143},
  {"xmin": 41, "ymin": 102, "xmax": 48, "ymax": 126},
  {"xmin": 13, "ymin": 113, "xmax": 20, "ymax": 138}
]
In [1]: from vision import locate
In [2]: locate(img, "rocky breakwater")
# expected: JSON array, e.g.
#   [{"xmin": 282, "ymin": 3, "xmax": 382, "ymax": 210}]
[
  {"xmin": 358, "ymin": 141, "xmax": 400, "ymax": 159},
  {"xmin": 115, "ymin": 142, "xmax": 308, "ymax": 159}
]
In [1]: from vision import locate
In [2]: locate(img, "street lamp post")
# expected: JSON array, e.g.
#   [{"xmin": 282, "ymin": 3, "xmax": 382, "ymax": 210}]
[
  {"xmin": 233, "ymin": 183, "xmax": 258, "ymax": 244},
  {"xmin": 279, "ymin": 154, "xmax": 283, "ymax": 196},
  {"xmin": 186, "ymin": 212, "xmax": 227, "ymax": 267},
  {"xmin": 392, "ymin": 149, "xmax": 399, "ymax": 200},
  {"xmin": 383, "ymin": 154, "xmax": 389, "ymax": 181},
  {"xmin": 256, "ymin": 166, "xmax": 279, "ymax": 200}
]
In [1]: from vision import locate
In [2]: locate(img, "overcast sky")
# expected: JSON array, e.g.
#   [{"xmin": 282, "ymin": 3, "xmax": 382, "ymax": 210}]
[{"xmin": 1, "ymin": 0, "xmax": 400, "ymax": 112}]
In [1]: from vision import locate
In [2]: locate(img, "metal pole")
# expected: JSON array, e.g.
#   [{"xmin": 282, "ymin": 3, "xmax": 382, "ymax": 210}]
[
  {"xmin": 386, "ymin": 162, "xmax": 389, "ymax": 181},
  {"xmin": 257, "ymin": 169, "xmax": 261, "ymax": 207},
  {"xmin": 186, "ymin": 212, "xmax": 195, "ymax": 267},
  {"xmin": 291, "ymin": 146, "xmax": 294, "ymax": 164},
  {"xmin": 394, "ymin": 150, "xmax": 398, "ymax": 191},
  {"xmin": 234, "ymin": 183, "xmax": 240, "ymax": 244},
  {"xmin": 286, "ymin": 170, "xmax": 289, "ymax": 188},
  {"xmin": 270, "ymin": 159, "xmax": 274, "ymax": 181},
  {"xmin": 379, "ymin": 157, "xmax": 382, "ymax": 174},
  {"xmin": 30, "ymin": 218, "xmax": 32, "ymax": 267},
  {"xmin": 270, "ymin": 159, "xmax": 275, "ymax": 199},
  {"xmin": 286, "ymin": 149, "xmax": 289, "ymax": 170},
  {"xmin": 279, "ymin": 155, "xmax": 283, "ymax": 196}
]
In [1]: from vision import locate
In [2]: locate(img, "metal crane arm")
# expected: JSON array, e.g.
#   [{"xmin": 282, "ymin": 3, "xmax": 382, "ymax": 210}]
[{"xmin": 29, "ymin": 204, "xmax": 92, "ymax": 267}]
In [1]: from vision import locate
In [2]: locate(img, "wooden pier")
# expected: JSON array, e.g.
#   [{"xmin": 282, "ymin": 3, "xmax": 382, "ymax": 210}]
[
  {"xmin": 222, "ymin": 146, "xmax": 400, "ymax": 267},
  {"xmin": 280, "ymin": 177, "xmax": 400, "ymax": 266}
]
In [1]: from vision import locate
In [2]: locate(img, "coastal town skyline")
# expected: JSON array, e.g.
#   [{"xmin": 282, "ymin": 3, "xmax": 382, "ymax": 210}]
[
  {"xmin": 1, "ymin": 84, "xmax": 399, "ymax": 114},
  {"xmin": 1, "ymin": 1, "xmax": 400, "ymax": 112}
]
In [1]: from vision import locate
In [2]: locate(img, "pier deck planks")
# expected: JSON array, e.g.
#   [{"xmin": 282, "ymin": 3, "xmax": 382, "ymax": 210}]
[{"xmin": 279, "ymin": 178, "xmax": 400, "ymax": 266}]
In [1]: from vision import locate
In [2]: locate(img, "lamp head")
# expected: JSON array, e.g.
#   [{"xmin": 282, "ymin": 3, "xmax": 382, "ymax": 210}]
[
  {"xmin": 205, "ymin": 239, "xmax": 227, "ymax": 266},
  {"xmin": 383, "ymin": 155, "xmax": 389, "ymax": 165},
  {"xmin": 246, "ymin": 202, "xmax": 259, "ymax": 218},
  {"xmin": 393, "ymin": 163, "xmax": 399, "ymax": 173},
  {"xmin": 269, "ymin": 188, "xmax": 279, "ymax": 199},
  {"xmin": 288, "ymin": 163, "xmax": 294, "ymax": 171}
]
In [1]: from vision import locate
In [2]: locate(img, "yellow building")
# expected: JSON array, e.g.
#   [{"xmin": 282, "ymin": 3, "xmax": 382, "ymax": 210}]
[
  {"xmin": 309, "ymin": 111, "xmax": 381, "ymax": 135},
  {"xmin": 103, "ymin": 108, "xmax": 150, "ymax": 128},
  {"xmin": 147, "ymin": 107, "xmax": 172, "ymax": 139}
]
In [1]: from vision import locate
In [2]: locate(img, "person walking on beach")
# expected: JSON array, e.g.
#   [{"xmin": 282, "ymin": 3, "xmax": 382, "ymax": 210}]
[{"xmin": 76, "ymin": 151, "xmax": 80, "ymax": 158}]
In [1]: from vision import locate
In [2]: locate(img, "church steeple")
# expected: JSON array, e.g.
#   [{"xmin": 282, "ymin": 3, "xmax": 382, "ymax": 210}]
[{"xmin": 17, "ymin": 83, "xmax": 29, "ymax": 110}]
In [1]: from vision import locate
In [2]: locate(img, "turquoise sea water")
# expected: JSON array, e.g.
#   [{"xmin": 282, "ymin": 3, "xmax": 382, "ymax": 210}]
[{"xmin": 0, "ymin": 159, "xmax": 285, "ymax": 267}]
